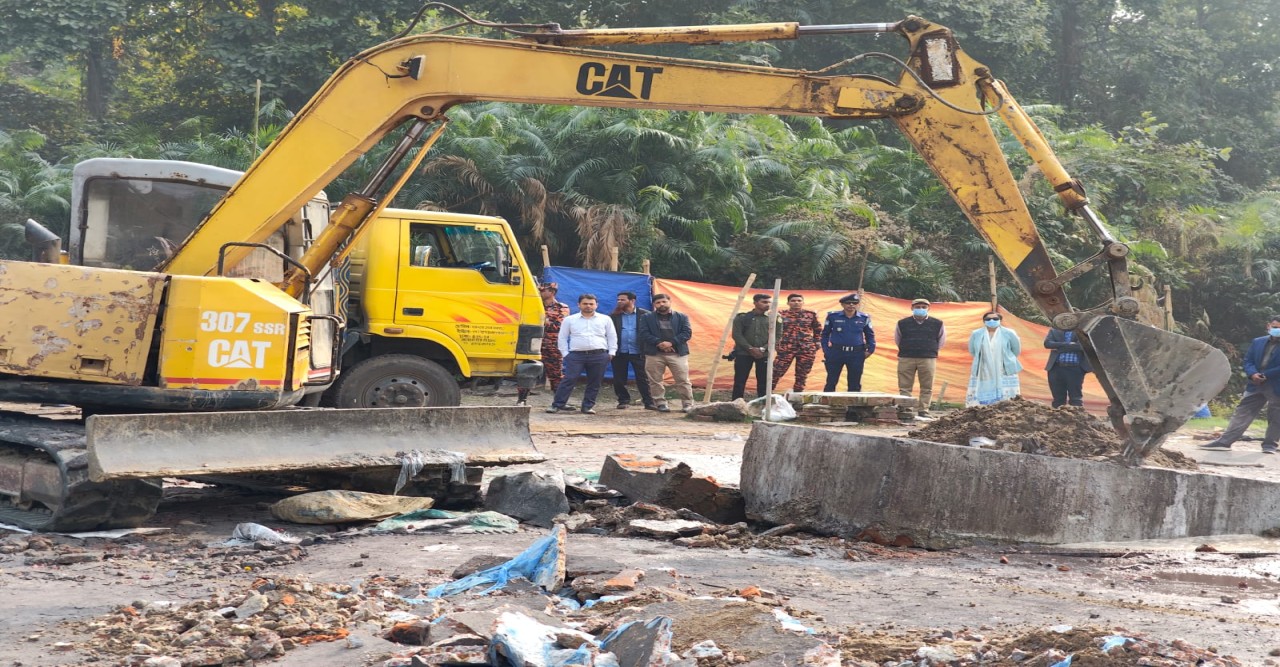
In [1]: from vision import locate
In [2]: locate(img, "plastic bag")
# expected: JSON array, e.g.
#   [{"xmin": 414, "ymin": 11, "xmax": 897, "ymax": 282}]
[
  {"xmin": 427, "ymin": 525, "xmax": 566, "ymax": 598},
  {"xmin": 222, "ymin": 522, "xmax": 299, "ymax": 546},
  {"xmin": 746, "ymin": 395, "xmax": 797, "ymax": 421}
]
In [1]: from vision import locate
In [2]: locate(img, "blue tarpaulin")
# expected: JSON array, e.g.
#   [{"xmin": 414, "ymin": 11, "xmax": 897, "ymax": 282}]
[{"xmin": 541, "ymin": 267, "xmax": 652, "ymax": 381}]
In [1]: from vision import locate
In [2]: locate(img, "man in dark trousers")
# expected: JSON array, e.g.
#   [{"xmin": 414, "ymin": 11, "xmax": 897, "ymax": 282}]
[
  {"xmin": 1044, "ymin": 327, "xmax": 1092, "ymax": 408},
  {"xmin": 609, "ymin": 291, "xmax": 655, "ymax": 409},
  {"xmin": 822, "ymin": 293, "xmax": 875, "ymax": 392},
  {"xmin": 1201, "ymin": 316, "xmax": 1280, "ymax": 453},
  {"xmin": 731, "ymin": 294, "xmax": 782, "ymax": 400},
  {"xmin": 895, "ymin": 298, "xmax": 945, "ymax": 416}
]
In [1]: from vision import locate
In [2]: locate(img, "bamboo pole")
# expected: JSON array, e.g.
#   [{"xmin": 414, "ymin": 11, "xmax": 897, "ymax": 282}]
[
  {"xmin": 763, "ymin": 279, "xmax": 782, "ymax": 421},
  {"xmin": 988, "ymin": 255, "xmax": 998, "ymax": 313},
  {"xmin": 642, "ymin": 259, "xmax": 651, "ymax": 275},
  {"xmin": 609, "ymin": 247, "xmax": 619, "ymax": 272},
  {"xmin": 702, "ymin": 273, "xmax": 756, "ymax": 403},
  {"xmin": 856, "ymin": 241, "xmax": 872, "ymax": 296},
  {"xmin": 540, "ymin": 245, "xmax": 550, "ymax": 270},
  {"xmin": 253, "ymin": 80, "xmax": 262, "ymax": 156},
  {"xmin": 1164, "ymin": 284, "xmax": 1175, "ymax": 331}
]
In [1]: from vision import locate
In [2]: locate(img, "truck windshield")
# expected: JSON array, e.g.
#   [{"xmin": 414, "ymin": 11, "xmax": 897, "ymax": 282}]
[
  {"xmin": 412, "ymin": 224, "xmax": 511, "ymax": 284},
  {"xmin": 80, "ymin": 178, "xmax": 226, "ymax": 270}
]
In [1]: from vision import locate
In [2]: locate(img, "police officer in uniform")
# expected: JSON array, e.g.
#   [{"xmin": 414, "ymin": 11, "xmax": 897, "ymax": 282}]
[{"xmin": 822, "ymin": 293, "xmax": 875, "ymax": 392}]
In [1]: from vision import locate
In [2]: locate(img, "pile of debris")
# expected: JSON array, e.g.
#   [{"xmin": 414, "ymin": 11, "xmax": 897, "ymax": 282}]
[{"xmin": 907, "ymin": 398, "xmax": 1197, "ymax": 469}]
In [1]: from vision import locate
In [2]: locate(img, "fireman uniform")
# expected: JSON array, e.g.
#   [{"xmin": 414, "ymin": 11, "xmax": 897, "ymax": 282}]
[
  {"xmin": 541, "ymin": 297, "xmax": 571, "ymax": 390},
  {"xmin": 772, "ymin": 308, "xmax": 822, "ymax": 392}
]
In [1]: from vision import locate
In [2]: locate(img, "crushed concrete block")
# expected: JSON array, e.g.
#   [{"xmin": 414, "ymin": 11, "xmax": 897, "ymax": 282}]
[
  {"xmin": 485, "ymin": 469, "xmax": 570, "ymax": 528},
  {"xmin": 687, "ymin": 400, "xmax": 749, "ymax": 421},
  {"xmin": 600, "ymin": 454, "xmax": 746, "ymax": 524},
  {"xmin": 643, "ymin": 598, "xmax": 831, "ymax": 664},
  {"xmin": 626, "ymin": 519, "xmax": 707, "ymax": 539},
  {"xmin": 601, "ymin": 617, "xmax": 674, "ymax": 667},
  {"xmin": 742, "ymin": 422, "xmax": 1280, "ymax": 546}
]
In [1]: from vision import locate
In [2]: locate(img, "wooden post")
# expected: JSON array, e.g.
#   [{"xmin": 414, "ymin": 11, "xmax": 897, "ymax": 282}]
[
  {"xmin": 1163, "ymin": 284, "xmax": 1175, "ymax": 331},
  {"xmin": 936, "ymin": 380, "xmax": 949, "ymax": 405},
  {"xmin": 702, "ymin": 273, "xmax": 756, "ymax": 403},
  {"xmin": 856, "ymin": 242, "xmax": 872, "ymax": 296},
  {"xmin": 540, "ymin": 245, "xmax": 550, "ymax": 270},
  {"xmin": 763, "ymin": 279, "xmax": 782, "ymax": 421},
  {"xmin": 642, "ymin": 259, "xmax": 651, "ymax": 275},
  {"xmin": 609, "ymin": 247, "xmax": 619, "ymax": 272},
  {"xmin": 988, "ymin": 255, "xmax": 998, "ymax": 313},
  {"xmin": 253, "ymin": 80, "xmax": 262, "ymax": 156}
]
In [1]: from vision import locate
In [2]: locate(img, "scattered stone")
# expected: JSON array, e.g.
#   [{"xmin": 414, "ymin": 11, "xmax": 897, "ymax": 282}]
[
  {"xmin": 142, "ymin": 658, "xmax": 182, "ymax": 667},
  {"xmin": 599, "ymin": 454, "xmax": 746, "ymax": 524},
  {"xmin": 484, "ymin": 469, "xmax": 570, "ymax": 528},
  {"xmin": 626, "ymin": 519, "xmax": 706, "ymax": 539},
  {"xmin": 687, "ymin": 399, "xmax": 750, "ymax": 422},
  {"xmin": 603, "ymin": 569, "xmax": 645, "ymax": 592},
  {"xmin": 235, "ymin": 592, "xmax": 270, "ymax": 619}
]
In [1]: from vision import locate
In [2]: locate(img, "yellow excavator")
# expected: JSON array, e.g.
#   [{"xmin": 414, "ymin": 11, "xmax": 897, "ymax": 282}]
[{"xmin": 0, "ymin": 10, "xmax": 1229, "ymax": 530}]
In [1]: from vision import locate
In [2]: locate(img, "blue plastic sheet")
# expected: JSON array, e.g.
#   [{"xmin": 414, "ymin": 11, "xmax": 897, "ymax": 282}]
[
  {"xmin": 427, "ymin": 525, "xmax": 565, "ymax": 598},
  {"xmin": 1049, "ymin": 656, "xmax": 1074, "ymax": 667},
  {"xmin": 1100, "ymin": 635, "xmax": 1133, "ymax": 653}
]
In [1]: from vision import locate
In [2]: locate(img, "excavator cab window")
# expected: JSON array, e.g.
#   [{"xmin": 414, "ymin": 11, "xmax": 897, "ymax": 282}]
[{"xmin": 79, "ymin": 177, "xmax": 225, "ymax": 271}]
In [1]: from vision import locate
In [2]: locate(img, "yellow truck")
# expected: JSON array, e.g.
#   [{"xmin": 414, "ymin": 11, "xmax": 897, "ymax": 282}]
[{"xmin": 66, "ymin": 158, "xmax": 545, "ymax": 409}]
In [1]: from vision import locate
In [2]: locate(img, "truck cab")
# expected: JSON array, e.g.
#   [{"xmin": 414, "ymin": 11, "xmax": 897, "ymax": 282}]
[{"xmin": 334, "ymin": 209, "xmax": 545, "ymax": 407}]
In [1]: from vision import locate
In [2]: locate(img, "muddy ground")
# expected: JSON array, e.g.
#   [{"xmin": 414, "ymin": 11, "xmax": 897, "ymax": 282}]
[{"xmin": 2, "ymin": 392, "xmax": 1280, "ymax": 666}]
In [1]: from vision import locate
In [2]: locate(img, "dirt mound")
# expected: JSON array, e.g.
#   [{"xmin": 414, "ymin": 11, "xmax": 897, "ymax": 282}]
[{"xmin": 907, "ymin": 398, "xmax": 1196, "ymax": 470}]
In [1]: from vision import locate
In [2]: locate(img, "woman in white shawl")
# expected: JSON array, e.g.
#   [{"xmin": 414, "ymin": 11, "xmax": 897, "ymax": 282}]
[{"xmin": 966, "ymin": 311, "xmax": 1022, "ymax": 406}]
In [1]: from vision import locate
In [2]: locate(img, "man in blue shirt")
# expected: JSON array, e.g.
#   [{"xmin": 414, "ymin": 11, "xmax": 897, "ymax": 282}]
[
  {"xmin": 1202, "ymin": 316, "xmax": 1280, "ymax": 453},
  {"xmin": 609, "ymin": 291, "xmax": 655, "ymax": 409},
  {"xmin": 1044, "ymin": 327, "xmax": 1092, "ymax": 408},
  {"xmin": 822, "ymin": 293, "xmax": 875, "ymax": 392}
]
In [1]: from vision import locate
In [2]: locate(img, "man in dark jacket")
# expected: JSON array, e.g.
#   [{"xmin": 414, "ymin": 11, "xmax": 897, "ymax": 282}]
[
  {"xmin": 609, "ymin": 291, "xmax": 655, "ymax": 409},
  {"xmin": 1044, "ymin": 327, "xmax": 1092, "ymax": 408},
  {"xmin": 1201, "ymin": 316, "xmax": 1280, "ymax": 453},
  {"xmin": 731, "ymin": 294, "xmax": 783, "ymax": 400},
  {"xmin": 895, "ymin": 298, "xmax": 945, "ymax": 416},
  {"xmin": 638, "ymin": 293, "xmax": 694, "ymax": 412}
]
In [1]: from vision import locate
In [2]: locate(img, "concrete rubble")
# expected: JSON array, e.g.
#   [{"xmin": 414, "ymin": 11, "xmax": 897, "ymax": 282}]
[
  {"xmin": 484, "ymin": 469, "xmax": 572, "ymax": 528},
  {"xmin": 599, "ymin": 454, "xmax": 746, "ymax": 524},
  {"xmin": 786, "ymin": 392, "xmax": 918, "ymax": 424}
]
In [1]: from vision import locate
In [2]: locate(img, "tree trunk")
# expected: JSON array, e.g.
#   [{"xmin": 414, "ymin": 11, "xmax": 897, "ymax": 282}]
[
  {"xmin": 1056, "ymin": 4, "xmax": 1082, "ymax": 109},
  {"xmin": 83, "ymin": 41, "xmax": 109, "ymax": 121}
]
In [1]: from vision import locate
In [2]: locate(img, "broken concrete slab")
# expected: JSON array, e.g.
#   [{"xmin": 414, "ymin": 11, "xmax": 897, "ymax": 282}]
[
  {"xmin": 741, "ymin": 423, "xmax": 1280, "ymax": 547},
  {"xmin": 787, "ymin": 392, "xmax": 917, "ymax": 408},
  {"xmin": 600, "ymin": 454, "xmax": 746, "ymax": 524},
  {"xmin": 626, "ymin": 519, "xmax": 706, "ymax": 539},
  {"xmin": 640, "ymin": 598, "xmax": 833, "ymax": 664},
  {"xmin": 484, "ymin": 469, "xmax": 570, "ymax": 528}
]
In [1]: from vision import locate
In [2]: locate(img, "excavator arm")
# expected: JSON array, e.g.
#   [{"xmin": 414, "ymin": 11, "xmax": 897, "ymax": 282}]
[{"xmin": 162, "ymin": 16, "xmax": 1228, "ymax": 463}]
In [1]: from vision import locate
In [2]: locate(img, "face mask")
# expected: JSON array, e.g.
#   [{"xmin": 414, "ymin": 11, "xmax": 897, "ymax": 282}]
[
  {"xmin": 1270, "ymin": 327, "xmax": 1280, "ymax": 337},
  {"xmin": 985, "ymin": 320, "xmax": 1000, "ymax": 329},
  {"xmin": 912, "ymin": 308, "xmax": 928, "ymax": 317}
]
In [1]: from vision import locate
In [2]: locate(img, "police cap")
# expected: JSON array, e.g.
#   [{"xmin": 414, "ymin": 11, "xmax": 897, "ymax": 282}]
[{"xmin": 839, "ymin": 293, "xmax": 861, "ymax": 304}]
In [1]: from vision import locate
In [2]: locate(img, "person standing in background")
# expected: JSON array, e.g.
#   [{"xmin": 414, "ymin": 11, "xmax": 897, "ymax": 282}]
[
  {"xmin": 895, "ymin": 298, "xmax": 945, "ymax": 416},
  {"xmin": 539, "ymin": 283, "xmax": 570, "ymax": 391},
  {"xmin": 547, "ymin": 294, "xmax": 616, "ymax": 415},
  {"xmin": 1200, "ymin": 316, "xmax": 1280, "ymax": 454},
  {"xmin": 966, "ymin": 311, "xmax": 1021, "ymax": 406},
  {"xmin": 1044, "ymin": 327, "xmax": 1091, "ymax": 408},
  {"xmin": 609, "ymin": 291, "xmax": 655, "ymax": 410},
  {"xmin": 772, "ymin": 294, "xmax": 823, "ymax": 393},
  {"xmin": 731, "ymin": 294, "xmax": 782, "ymax": 400},
  {"xmin": 822, "ymin": 293, "xmax": 875, "ymax": 392},
  {"xmin": 638, "ymin": 294, "xmax": 695, "ymax": 412}
]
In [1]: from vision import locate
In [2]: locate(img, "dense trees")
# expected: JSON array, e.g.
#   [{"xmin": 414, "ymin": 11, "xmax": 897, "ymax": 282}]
[{"xmin": 1, "ymin": 0, "xmax": 1278, "ymax": 350}]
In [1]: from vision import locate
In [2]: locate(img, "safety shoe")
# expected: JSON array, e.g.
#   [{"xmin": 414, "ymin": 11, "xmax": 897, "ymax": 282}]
[
  {"xmin": 1198, "ymin": 441, "xmax": 1232, "ymax": 450},
  {"xmin": 581, "ymin": 407, "xmax": 597, "ymax": 415}
]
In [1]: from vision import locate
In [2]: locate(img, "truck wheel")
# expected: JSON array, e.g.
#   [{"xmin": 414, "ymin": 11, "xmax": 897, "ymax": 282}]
[{"xmin": 331, "ymin": 355, "xmax": 461, "ymax": 408}]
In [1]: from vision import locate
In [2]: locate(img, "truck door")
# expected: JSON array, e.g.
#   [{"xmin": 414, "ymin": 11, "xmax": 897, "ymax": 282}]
[{"xmin": 393, "ymin": 220, "xmax": 526, "ymax": 369}]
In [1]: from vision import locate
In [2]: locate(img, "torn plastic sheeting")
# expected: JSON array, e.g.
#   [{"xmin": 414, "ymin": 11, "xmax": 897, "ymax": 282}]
[
  {"xmin": 1100, "ymin": 635, "xmax": 1133, "ymax": 653},
  {"xmin": 487, "ymin": 610, "xmax": 599, "ymax": 667},
  {"xmin": 581, "ymin": 595, "xmax": 627, "ymax": 609},
  {"xmin": 374, "ymin": 508, "xmax": 518, "ymax": 534},
  {"xmin": 0, "ymin": 523, "xmax": 170, "ymax": 539},
  {"xmin": 1049, "ymin": 656, "xmax": 1074, "ymax": 667},
  {"xmin": 394, "ymin": 450, "xmax": 425, "ymax": 495},
  {"xmin": 427, "ymin": 525, "xmax": 566, "ymax": 598},
  {"xmin": 772, "ymin": 608, "xmax": 815, "ymax": 634},
  {"xmin": 393, "ymin": 449, "xmax": 468, "ymax": 495},
  {"xmin": 220, "ymin": 522, "xmax": 300, "ymax": 546}
]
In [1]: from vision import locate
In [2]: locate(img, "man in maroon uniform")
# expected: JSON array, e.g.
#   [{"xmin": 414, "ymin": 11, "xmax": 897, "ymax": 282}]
[{"xmin": 772, "ymin": 294, "xmax": 823, "ymax": 393}]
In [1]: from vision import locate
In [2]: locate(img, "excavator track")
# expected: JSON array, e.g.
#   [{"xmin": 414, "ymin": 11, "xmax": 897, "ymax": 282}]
[{"xmin": 0, "ymin": 411, "xmax": 162, "ymax": 532}]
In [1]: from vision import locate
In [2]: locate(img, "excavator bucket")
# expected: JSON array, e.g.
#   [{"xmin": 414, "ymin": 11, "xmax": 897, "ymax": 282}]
[
  {"xmin": 1083, "ymin": 315, "xmax": 1230, "ymax": 464},
  {"xmin": 86, "ymin": 406, "xmax": 542, "ymax": 481}
]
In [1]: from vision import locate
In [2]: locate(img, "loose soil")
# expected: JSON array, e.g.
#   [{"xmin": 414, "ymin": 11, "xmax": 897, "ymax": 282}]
[{"xmin": 907, "ymin": 397, "xmax": 1198, "ymax": 470}]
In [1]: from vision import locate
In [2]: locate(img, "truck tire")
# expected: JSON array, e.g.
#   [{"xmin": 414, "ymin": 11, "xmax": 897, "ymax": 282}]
[{"xmin": 331, "ymin": 355, "xmax": 461, "ymax": 408}]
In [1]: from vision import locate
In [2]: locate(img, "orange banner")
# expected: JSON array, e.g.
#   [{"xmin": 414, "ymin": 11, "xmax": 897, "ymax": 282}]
[{"xmin": 652, "ymin": 278, "xmax": 1107, "ymax": 411}]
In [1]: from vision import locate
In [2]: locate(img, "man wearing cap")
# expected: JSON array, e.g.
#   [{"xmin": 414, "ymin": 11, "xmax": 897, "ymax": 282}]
[
  {"xmin": 539, "ymin": 283, "xmax": 571, "ymax": 391},
  {"xmin": 822, "ymin": 293, "xmax": 876, "ymax": 392},
  {"xmin": 895, "ymin": 299, "xmax": 946, "ymax": 416}
]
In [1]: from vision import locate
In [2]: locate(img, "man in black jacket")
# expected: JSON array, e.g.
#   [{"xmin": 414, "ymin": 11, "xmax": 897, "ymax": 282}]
[
  {"xmin": 609, "ymin": 291, "xmax": 655, "ymax": 409},
  {"xmin": 638, "ymin": 293, "xmax": 695, "ymax": 412},
  {"xmin": 1044, "ymin": 327, "xmax": 1092, "ymax": 408}
]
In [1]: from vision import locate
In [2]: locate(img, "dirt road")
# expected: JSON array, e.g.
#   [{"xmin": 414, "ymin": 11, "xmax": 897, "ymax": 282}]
[{"xmin": 1, "ymin": 392, "xmax": 1279, "ymax": 665}]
